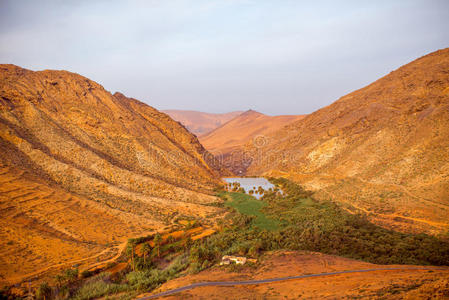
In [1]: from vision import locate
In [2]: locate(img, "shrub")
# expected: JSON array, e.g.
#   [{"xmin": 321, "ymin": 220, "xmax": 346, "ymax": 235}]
[
  {"xmin": 126, "ymin": 271, "xmax": 152, "ymax": 291},
  {"xmin": 73, "ymin": 273, "xmax": 127, "ymax": 300},
  {"xmin": 81, "ymin": 270, "xmax": 95, "ymax": 279},
  {"xmin": 209, "ymin": 179, "xmax": 449, "ymax": 266},
  {"xmin": 36, "ymin": 282, "xmax": 52, "ymax": 300}
]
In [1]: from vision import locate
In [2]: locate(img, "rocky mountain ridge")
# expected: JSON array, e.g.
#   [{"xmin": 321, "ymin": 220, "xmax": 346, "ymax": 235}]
[
  {"xmin": 0, "ymin": 64, "xmax": 224, "ymax": 281},
  {"xmin": 246, "ymin": 48, "xmax": 449, "ymax": 234}
]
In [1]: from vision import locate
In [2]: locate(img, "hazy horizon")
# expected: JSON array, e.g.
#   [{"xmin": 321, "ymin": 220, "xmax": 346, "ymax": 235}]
[{"xmin": 1, "ymin": 0, "xmax": 448, "ymax": 115}]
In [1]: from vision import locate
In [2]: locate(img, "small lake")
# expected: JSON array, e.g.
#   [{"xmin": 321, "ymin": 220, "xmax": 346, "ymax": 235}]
[{"xmin": 223, "ymin": 177, "xmax": 275, "ymax": 199}]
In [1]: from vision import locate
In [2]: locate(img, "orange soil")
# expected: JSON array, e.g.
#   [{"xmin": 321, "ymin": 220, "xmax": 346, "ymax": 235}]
[
  {"xmin": 104, "ymin": 262, "xmax": 128, "ymax": 275},
  {"xmin": 191, "ymin": 228, "xmax": 216, "ymax": 241},
  {"xmin": 139, "ymin": 251, "xmax": 449, "ymax": 299},
  {"xmin": 136, "ymin": 227, "xmax": 211, "ymax": 255},
  {"xmin": 0, "ymin": 64, "xmax": 226, "ymax": 284},
  {"xmin": 246, "ymin": 49, "xmax": 449, "ymax": 235},
  {"xmin": 200, "ymin": 110, "xmax": 304, "ymax": 157}
]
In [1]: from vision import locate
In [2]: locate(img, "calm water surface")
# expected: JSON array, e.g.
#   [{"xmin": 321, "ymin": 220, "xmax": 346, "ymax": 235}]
[{"xmin": 223, "ymin": 177, "xmax": 275, "ymax": 199}]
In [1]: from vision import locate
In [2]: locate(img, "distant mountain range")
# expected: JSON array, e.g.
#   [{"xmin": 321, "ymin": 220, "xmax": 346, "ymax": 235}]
[
  {"xmin": 162, "ymin": 109, "xmax": 243, "ymax": 135},
  {"xmin": 199, "ymin": 110, "xmax": 305, "ymax": 173},
  {"xmin": 163, "ymin": 109, "xmax": 306, "ymax": 175}
]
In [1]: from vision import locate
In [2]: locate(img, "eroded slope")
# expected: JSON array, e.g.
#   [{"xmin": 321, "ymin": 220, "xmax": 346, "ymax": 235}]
[
  {"xmin": 0, "ymin": 65, "xmax": 224, "ymax": 282},
  {"xmin": 246, "ymin": 48, "xmax": 449, "ymax": 234}
]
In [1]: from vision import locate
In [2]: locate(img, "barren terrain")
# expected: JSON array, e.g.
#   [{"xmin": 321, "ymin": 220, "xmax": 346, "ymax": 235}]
[
  {"xmin": 140, "ymin": 251, "xmax": 449, "ymax": 299},
  {"xmin": 200, "ymin": 110, "xmax": 304, "ymax": 173},
  {"xmin": 0, "ymin": 65, "xmax": 225, "ymax": 283},
  {"xmin": 246, "ymin": 48, "xmax": 449, "ymax": 234}
]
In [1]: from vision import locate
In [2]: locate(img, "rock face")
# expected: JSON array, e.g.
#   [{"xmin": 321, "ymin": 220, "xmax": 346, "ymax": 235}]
[
  {"xmin": 0, "ymin": 65, "xmax": 223, "ymax": 281},
  {"xmin": 246, "ymin": 48, "xmax": 449, "ymax": 234},
  {"xmin": 200, "ymin": 110, "xmax": 305, "ymax": 174},
  {"xmin": 162, "ymin": 109, "xmax": 243, "ymax": 135}
]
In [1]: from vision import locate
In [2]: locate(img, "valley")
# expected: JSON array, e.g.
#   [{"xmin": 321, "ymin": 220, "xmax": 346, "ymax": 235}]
[
  {"xmin": 199, "ymin": 110, "xmax": 305, "ymax": 174},
  {"xmin": 19, "ymin": 176, "xmax": 446, "ymax": 300},
  {"xmin": 1, "ymin": 48, "xmax": 449, "ymax": 299}
]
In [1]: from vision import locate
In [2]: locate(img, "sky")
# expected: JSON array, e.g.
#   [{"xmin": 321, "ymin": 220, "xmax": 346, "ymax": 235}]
[{"xmin": 0, "ymin": 1, "xmax": 448, "ymax": 115}]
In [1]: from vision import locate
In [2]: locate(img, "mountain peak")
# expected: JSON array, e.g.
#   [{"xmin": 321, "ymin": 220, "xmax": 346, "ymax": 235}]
[
  {"xmin": 246, "ymin": 47, "xmax": 449, "ymax": 234},
  {"xmin": 162, "ymin": 110, "xmax": 244, "ymax": 135},
  {"xmin": 0, "ymin": 65, "xmax": 226, "ymax": 280},
  {"xmin": 241, "ymin": 109, "xmax": 263, "ymax": 117}
]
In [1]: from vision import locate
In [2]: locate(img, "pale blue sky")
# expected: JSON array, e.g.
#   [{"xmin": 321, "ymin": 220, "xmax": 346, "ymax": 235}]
[{"xmin": 1, "ymin": 0, "xmax": 448, "ymax": 115}]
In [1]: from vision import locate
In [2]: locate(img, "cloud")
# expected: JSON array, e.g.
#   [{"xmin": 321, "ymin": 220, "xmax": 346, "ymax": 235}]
[{"xmin": 1, "ymin": 0, "xmax": 448, "ymax": 114}]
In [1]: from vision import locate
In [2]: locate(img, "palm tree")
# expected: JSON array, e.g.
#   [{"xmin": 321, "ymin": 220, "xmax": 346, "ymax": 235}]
[
  {"xmin": 131, "ymin": 244, "xmax": 135, "ymax": 271},
  {"xmin": 154, "ymin": 233, "xmax": 162, "ymax": 258},
  {"xmin": 141, "ymin": 243, "xmax": 151, "ymax": 265}
]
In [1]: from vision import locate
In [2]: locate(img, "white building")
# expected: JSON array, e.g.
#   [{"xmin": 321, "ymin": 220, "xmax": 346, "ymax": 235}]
[{"xmin": 220, "ymin": 255, "xmax": 247, "ymax": 265}]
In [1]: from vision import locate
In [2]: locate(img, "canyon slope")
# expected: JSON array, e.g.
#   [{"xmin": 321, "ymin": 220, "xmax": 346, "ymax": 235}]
[
  {"xmin": 200, "ymin": 110, "xmax": 304, "ymax": 174},
  {"xmin": 246, "ymin": 48, "xmax": 449, "ymax": 234},
  {"xmin": 162, "ymin": 109, "xmax": 243, "ymax": 135},
  {"xmin": 0, "ymin": 65, "xmax": 224, "ymax": 282}
]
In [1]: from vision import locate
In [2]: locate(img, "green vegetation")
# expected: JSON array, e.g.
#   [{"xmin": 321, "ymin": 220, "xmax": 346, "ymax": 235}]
[
  {"xmin": 125, "ymin": 254, "xmax": 189, "ymax": 292},
  {"xmin": 35, "ymin": 282, "xmax": 52, "ymax": 300},
  {"xmin": 263, "ymin": 178, "xmax": 449, "ymax": 265},
  {"xmin": 72, "ymin": 273, "xmax": 128, "ymax": 300},
  {"xmin": 38, "ymin": 240, "xmax": 190, "ymax": 300},
  {"xmin": 21, "ymin": 177, "xmax": 449, "ymax": 300},
  {"xmin": 194, "ymin": 178, "xmax": 449, "ymax": 268},
  {"xmin": 222, "ymin": 191, "xmax": 279, "ymax": 230}
]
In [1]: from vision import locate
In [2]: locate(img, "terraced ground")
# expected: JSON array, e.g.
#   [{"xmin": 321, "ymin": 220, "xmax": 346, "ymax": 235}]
[
  {"xmin": 0, "ymin": 163, "xmax": 154, "ymax": 283},
  {"xmin": 0, "ymin": 64, "xmax": 226, "ymax": 284}
]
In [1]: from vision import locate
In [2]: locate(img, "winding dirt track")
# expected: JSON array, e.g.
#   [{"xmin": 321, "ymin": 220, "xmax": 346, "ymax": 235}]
[{"xmin": 138, "ymin": 267, "xmax": 447, "ymax": 299}]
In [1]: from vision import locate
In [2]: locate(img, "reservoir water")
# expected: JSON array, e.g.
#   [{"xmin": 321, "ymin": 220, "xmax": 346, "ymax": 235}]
[{"xmin": 223, "ymin": 177, "xmax": 275, "ymax": 199}]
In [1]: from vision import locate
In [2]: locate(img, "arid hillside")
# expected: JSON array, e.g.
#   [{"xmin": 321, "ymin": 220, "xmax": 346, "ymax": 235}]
[
  {"xmin": 200, "ymin": 110, "xmax": 304, "ymax": 174},
  {"xmin": 162, "ymin": 109, "xmax": 243, "ymax": 135},
  {"xmin": 0, "ymin": 65, "xmax": 225, "ymax": 282},
  {"xmin": 140, "ymin": 251, "xmax": 449, "ymax": 299},
  {"xmin": 246, "ymin": 48, "xmax": 449, "ymax": 234}
]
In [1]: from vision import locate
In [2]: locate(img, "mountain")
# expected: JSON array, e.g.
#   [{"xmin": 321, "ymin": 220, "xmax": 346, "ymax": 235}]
[
  {"xmin": 162, "ymin": 109, "xmax": 243, "ymax": 135},
  {"xmin": 0, "ymin": 65, "xmax": 225, "ymax": 282},
  {"xmin": 199, "ymin": 110, "xmax": 305, "ymax": 174},
  {"xmin": 246, "ymin": 48, "xmax": 449, "ymax": 234}
]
